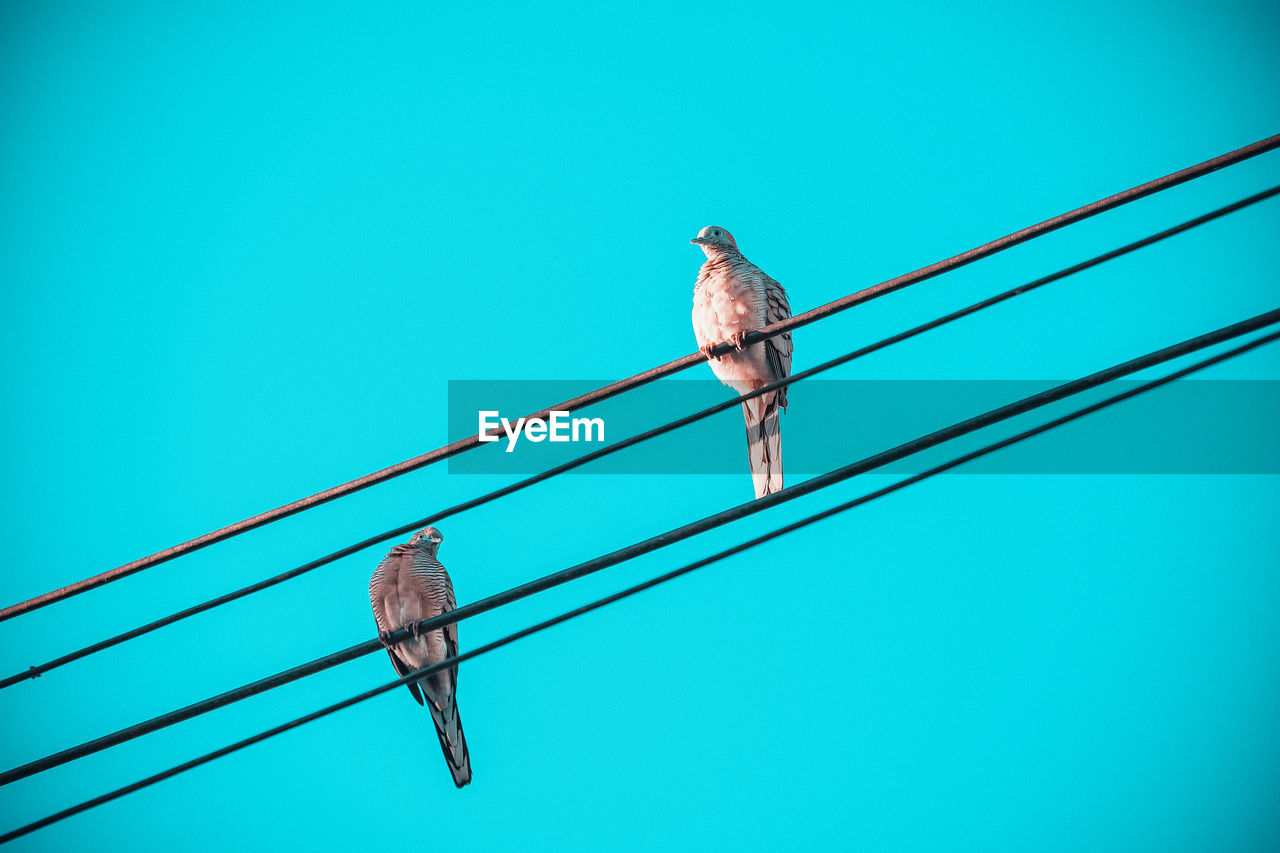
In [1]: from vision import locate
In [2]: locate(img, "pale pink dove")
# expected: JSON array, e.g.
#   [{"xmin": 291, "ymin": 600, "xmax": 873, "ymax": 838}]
[{"xmin": 690, "ymin": 226, "xmax": 793, "ymax": 498}]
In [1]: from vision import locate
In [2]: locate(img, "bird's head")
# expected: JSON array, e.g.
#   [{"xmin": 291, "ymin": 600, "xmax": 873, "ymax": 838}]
[
  {"xmin": 690, "ymin": 225, "xmax": 738, "ymax": 259},
  {"xmin": 410, "ymin": 527, "xmax": 444, "ymax": 550}
]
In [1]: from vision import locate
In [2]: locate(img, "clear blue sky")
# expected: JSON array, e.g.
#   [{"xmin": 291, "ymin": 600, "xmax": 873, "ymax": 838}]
[{"xmin": 2, "ymin": 1, "xmax": 1278, "ymax": 850}]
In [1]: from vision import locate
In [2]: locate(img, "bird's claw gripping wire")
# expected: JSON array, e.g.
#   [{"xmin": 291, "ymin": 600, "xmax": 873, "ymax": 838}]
[
  {"xmin": 377, "ymin": 631, "xmax": 395, "ymax": 649},
  {"xmin": 730, "ymin": 330, "xmax": 751, "ymax": 350},
  {"xmin": 699, "ymin": 343, "xmax": 721, "ymax": 361},
  {"xmin": 408, "ymin": 619, "xmax": 424, "ymax": 640}
]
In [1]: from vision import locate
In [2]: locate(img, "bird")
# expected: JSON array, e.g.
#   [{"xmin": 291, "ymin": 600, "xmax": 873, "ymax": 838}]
[
  {"xmin": 690, "ymin": 226, "xmax": 793, "ymax": 499},
  {"xmin": 369, "ymin": 526, "xmax": 472, "ymax": 788}
]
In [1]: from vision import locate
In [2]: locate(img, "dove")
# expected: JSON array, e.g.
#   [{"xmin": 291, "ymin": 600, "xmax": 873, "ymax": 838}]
[
  {"xmin": 369, "ymin": 526, "xmax": 472, "ymax": 787},
  {"xmin": 690, "ymin": 226, "xmax": 793, "ymax": 498}
]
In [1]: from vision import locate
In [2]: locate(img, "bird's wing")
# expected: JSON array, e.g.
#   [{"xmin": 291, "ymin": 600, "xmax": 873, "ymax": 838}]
[
  {"xmin": 442, "ymin": 571, "xmax": 460, "ymax": 687},
  {"xmin": 762, "ymin": 274, "xmax": 793, "ymax": 405},
  {"xmin": 385, "ymin": 646, "xmax": 425, "ymax": 706},
  {"xmin": 369, "ymin": 551, "xmax": 425, "ymax": 706}
]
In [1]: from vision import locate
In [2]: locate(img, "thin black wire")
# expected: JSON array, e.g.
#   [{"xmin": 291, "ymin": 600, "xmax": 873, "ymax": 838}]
[
  {"xmin": 4, "ymin": 306, "xmax": 1277, "ymax": 789},
  {"xmin": 6, "ymin": 183, "xmax": 1277, "ymax": 691},
  {"xmin": 5, "ymin": 327, "xmax": 1276, "ymax": 846},
  {"xmin": 3, "ymin": 134, "xmax": 1276, "ymax": 622}
]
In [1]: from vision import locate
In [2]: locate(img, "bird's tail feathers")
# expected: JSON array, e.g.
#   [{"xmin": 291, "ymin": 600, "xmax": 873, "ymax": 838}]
[
  {"xmin": 425, "ymin": 687, "xmax": 472, "ymax": 788},
  {"xmin": 741, "ymin": 392, "xmax": 783, "ymax": 499}
]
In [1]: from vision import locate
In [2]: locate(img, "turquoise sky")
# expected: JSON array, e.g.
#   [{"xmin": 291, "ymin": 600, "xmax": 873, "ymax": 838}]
[{"xmin": 2, "ymin": 1, "xmax": 1278, "ymax": 850}]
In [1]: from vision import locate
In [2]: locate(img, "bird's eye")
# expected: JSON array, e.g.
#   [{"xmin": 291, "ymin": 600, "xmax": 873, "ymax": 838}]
[{"xmin": 713, "ymin": 229, "xmax": 721, "ymax": 236}]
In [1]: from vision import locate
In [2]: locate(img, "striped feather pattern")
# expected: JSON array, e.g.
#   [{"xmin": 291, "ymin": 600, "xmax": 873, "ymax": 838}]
[{"xmin": 369, "ymin": 531, "xmax": 472, "ymax": 787}]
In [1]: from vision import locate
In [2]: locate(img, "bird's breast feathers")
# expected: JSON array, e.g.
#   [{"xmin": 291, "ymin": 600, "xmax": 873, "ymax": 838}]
[{"xmin": 693, "ymin": 265, "xmax": 767, "ymax": 345}]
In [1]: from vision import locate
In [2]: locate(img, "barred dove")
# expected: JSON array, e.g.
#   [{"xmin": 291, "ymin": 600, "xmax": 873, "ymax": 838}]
[
  {"xmin": 690, "ymin": 226, "xmax": 793, "ymax": 498},
  {"xmin": 369, "ymin": 526, "xmax": 472, "ymax": 787}
]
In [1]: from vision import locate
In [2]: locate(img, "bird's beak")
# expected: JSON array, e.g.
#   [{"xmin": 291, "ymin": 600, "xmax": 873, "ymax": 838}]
[
  {"xmin": 429, "ymin": 535, "xmax": 442, "ymax": 544},
  {"xmin": 690, "ymin": 237, "xmax": 706, "ymax": 245}
]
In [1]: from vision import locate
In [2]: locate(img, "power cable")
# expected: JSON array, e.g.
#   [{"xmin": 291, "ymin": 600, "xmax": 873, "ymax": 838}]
[
  {"xmin": 4, "ymin": 325, "xmax": 1276, "ymax": 845},
  {"xmin": 5, "ymin": 184, "xmax": 1276, "ymax": 689},
  {"xmin": 3, "ymin": 307, "xmax": 1276, "ymax": 787},
  {"xmin": 3, "ymin": 134, "xmax": 1275, "ymax": 621}
]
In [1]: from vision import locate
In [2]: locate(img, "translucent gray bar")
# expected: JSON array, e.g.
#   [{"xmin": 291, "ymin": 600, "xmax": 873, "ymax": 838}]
[{"xmin": 447, "ymin": 380, "xmax": 1280, "ymax": 475}]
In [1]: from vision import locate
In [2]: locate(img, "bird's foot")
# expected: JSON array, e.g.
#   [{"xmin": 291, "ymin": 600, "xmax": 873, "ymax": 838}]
[
  {"xmin": 699, "ymin": 343, "xmax": 720, "ymax": 361},
  {"xmin": 730, "ymin": 330, "xmax": 751, "ymax": 350},
  {"xmin": 377, "ymin": 630, "xmax": 394, "ymax": 649},
  {"xmin": 408, "ymin": 619, "xmax": 424, "ymax": 640}
]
